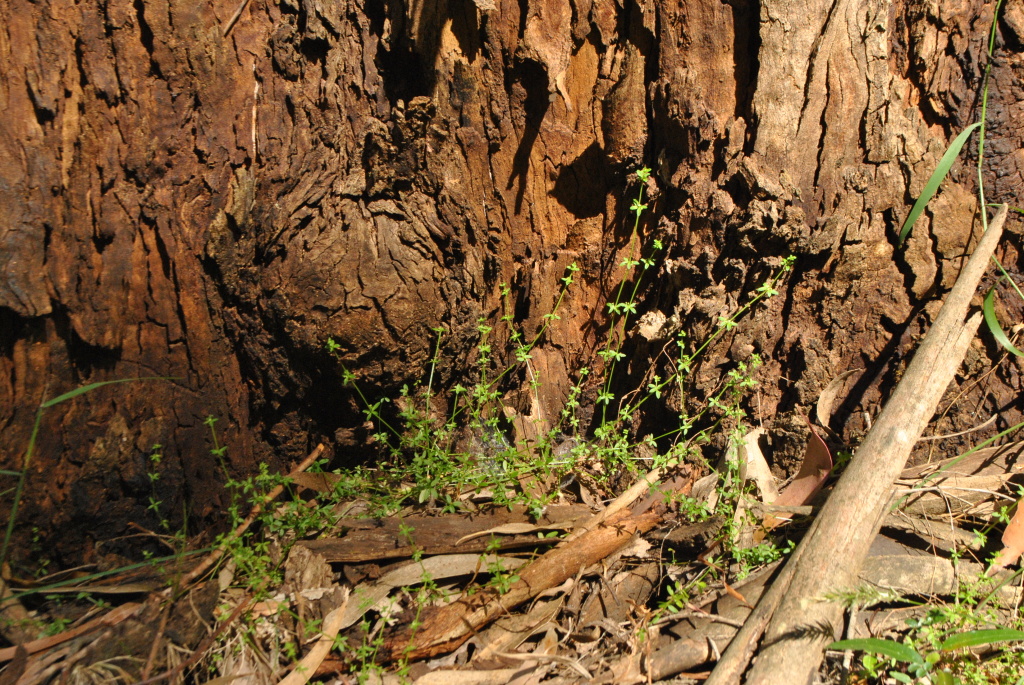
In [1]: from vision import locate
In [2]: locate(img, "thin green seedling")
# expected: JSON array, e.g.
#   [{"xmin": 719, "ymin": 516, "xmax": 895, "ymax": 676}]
[
  {"xmin": 1, "ymin": 377, "xmax": 175, "ymax": 574},
  {"xmin": 974, "ymin": 0, "xmax": 1003, "ymax": 216},
  {"xmin": 599, "ymin": 167, "xmax": 659, "ymax": 422},
  {"xmin": 621, "ymin": 259, "xmax": 792, "ymax": 425},
  {"xmin": 982, "ymin": 283, "xmax": 1024, "ymax": 356},
  {"xmin": 328, "ymin": 262, "xmax": 582, "ymax": 512}
]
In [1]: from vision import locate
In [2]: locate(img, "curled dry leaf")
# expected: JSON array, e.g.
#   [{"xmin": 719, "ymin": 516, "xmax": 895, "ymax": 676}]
[
  {"xmin": 815, "ymin": 369, "xmax": 862, "ymax": 434},
  {"xmin": 989, "ymin": 497, "xmax": 1024, "ymax": 572},
  {"xmin": 738, "ymin": 427, "xmax": 778, "ymax": 504},
  {"xmin": 761, "ymin": 418, "xmax": 832, "ymax": 532}
]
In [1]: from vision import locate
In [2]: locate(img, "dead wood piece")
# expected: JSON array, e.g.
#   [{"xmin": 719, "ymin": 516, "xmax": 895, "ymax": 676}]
[
  {"xmin": 651, "ymin": 563, "xmax": 777, "ymax": 680},
  {"xmin": 377, "ymin": 468, "xmax": 690, "ymax": 664},
  {"xmin": 0, "ymin": 646, "xmax": 26, "ymax": 685},
  {"xmin": 140, "ymin": 601, "xmax": 172, "ymax": 680},
  {"xmin": 650, "ymin": 638, "xmax": 718, "ymax": 682},
  {"xmin": 15, "ymin": 643, "xmax": 72, "ymax": 685},
  {"xmin": 653, "ymin": 534, "xmax": 1018, "ymax": 680},
  {"xmin": 0, "ymin": 579, "xmax": 38, "ymax": 645},
  {"xmin": 579, "ymin": 561, "xmax": 660, "ymax": 628},
  {"xmin": 381, "ymin": 507, "xmax": 665, "ymax": 662},
  {"xmin": 0, "ymin": 602, "xmax": 143, "ymax": 664},
  {"xmin": 299, "ymin": 505, "xmax": 592, "ymax": 563},
  {"xmin": 413, "ymin": 668, "xmax": 523, "ymax": 684},
  {"xmin": 563, "ymin": 466, "xmax": 689, "ymax": 544},
  {"xmin": 340, "ymin": 554, "xmax": 530, "ymax": 632},
  {"xmin": 471, "ymin": 598, "xmax": 564, "ymax": 664},
  {"xmin": 135, "ymin": 596, "xmax": 252, "ymax": 685},
  {"xmin": 894, "ymin": 440, "xmax": 1024, "ymax": 517},
  {"xmin": 899, "ymin": 439, "xmax": 1024, "ymax": 480},
  {"xmin": 882, "ymin": 513, "xmax": 981, "ymax": 551},
  {"xmin": 711, "ymin": 205, "xmax": 1008, "ymax": 685}
]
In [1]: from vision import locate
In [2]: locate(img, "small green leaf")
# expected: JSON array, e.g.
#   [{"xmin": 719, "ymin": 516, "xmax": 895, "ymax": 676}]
[
  {"xmin": 940, "ymin": 628, "xmax": 1024, "ymax": 651},
  {"xmin": 983, "ymin": 287, "xmax": 1024, "ymax": 357},
  {"xmin": 828, "ymin": 638, "xmax": 924, "ymax": 665},
  {"xmin": 899, "ymin": 122, "xmax": 982, "ymax": 245}
]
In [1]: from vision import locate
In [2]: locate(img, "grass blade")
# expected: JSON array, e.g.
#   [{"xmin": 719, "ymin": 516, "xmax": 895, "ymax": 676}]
[
  {"xmin": 983, "ymin": 287, "xmax": 1024, "ymax": 357},
  {"xmin": 2, "ymin": 376, "xmax": 176, "ymax": 574},
  {"xmin": 42, "ymin": 376, "xmax": 175, "ymax": 408},
  {"xmin": 940, "ymin": 628, "xmax": 1024, "ymax": 651},
  {"xmin": 899, "ymin": 122, "xmax": 982, "ymax": 245},
  {"xmin": 828, "ymin": 637, "xmax": 924, "ymax": 665}
]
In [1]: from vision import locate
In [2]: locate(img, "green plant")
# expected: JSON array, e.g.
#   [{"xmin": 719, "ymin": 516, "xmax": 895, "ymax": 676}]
[
  {"xmin": 830, "ymin": 575, "xmax": 1024, "ymax": 685},
  {"xmin": 323, "ymin": 168, "xmax": 794, "ymax": 578},
  {"xmin": 830, "ymin": 628, "xmax": 1024, "ymax": 684},
  {"xmin": 896, "ymin": 0, "xmax": 1024, "ymax": 362},
  {"xmin": 1, "ymin": 377, "xmax": 172, "ymax": 573},
  {"xmin": 145, "ymin": 443, "xmax": 171, "ymax": 533},
  {"xmin": 206, "ymin": 418, "xmax": 299, "ymax": 596},
  {"xmin": 483, "ymin": 537, "xmax": 520, "ymax": 595},
  {"xmin": 658, "ymin": 572, "xmax": 709, "ymax": 615}
]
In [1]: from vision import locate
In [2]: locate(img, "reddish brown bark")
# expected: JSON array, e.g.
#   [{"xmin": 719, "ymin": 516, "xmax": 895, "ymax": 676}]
[{"xmin": 1, "ymin": 0, "xmax": 1022, "ymax": 571}]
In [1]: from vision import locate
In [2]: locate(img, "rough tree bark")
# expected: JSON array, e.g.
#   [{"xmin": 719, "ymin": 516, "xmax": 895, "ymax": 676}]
[{"xmin": 1, "ymin": 0, "xmax": 1022, "ymax": 583}]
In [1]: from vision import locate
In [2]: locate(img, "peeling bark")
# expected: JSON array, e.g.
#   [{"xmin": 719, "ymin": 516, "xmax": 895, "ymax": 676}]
[{"xmin": 1, "ymin": 0, "xmax": 1022, "ymax": 569}]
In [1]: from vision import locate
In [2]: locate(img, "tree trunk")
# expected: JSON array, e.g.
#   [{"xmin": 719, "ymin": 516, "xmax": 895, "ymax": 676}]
[{"xmin": 1, "ymin": 0, "xmax": 1021, "ymax": 575}]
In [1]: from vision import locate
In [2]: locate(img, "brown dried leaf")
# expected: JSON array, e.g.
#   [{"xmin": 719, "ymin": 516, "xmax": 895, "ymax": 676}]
[
  {"xmin": 815, "ymin": 369, "xmax": 861, "ymax": 432},
  {"xmin": 290, "ymin": 472, "xmax": 342, "ymax": 493},
  {"xmin": 739, "ymin": 428, "xmax": 778, "ymax": 503},
  {"xmin": 990, "ymin": 498, "xmax": 1024, "ymax": 571},
  {"xmin": 774, "ymin": 419, "xmax": 832, "ymax": 508},
  {"xmin": 762, "ymin": 418, "xmax": 832, "ymax": 531}
]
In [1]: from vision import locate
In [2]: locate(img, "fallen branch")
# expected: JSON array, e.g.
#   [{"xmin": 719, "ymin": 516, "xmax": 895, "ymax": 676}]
[
  {"xmin": 0, "ymin": 602, "xmax": 142, "ymax": 663},
  {"xmin": 707, "ymin": 204, "xmax": 1008, "ymax": 684},
  {"xmin": 380, "ymin": 467, "xmax": 694, "ymax": 662}
]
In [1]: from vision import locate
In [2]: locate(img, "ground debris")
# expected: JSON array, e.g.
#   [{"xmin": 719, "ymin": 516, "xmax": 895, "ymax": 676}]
[{"xmin": 6, "ymin": 431, "xmax": 1024, "ymax": 684}]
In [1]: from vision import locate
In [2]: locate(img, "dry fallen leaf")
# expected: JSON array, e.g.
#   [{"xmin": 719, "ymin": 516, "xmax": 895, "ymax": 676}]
[
  {"xmin": 989, "ymin": 497, "xmax": 1024, "ymax": 572},
  {"xmin": 762, "ymin": 418, "xmax": 832, "ymax": 531},
  {"xmin": 815, "ymin": 369, "xmax": 862, "ymax": 433},
  {"xmin": 739, "ymin": 427, "xmax": 778, "ymax": 503}
]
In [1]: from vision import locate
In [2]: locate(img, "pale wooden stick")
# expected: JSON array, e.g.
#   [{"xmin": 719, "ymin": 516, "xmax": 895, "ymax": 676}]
[{"xmin": 709, "ymin": 204, "xmax": 1008, "ymax": 684}]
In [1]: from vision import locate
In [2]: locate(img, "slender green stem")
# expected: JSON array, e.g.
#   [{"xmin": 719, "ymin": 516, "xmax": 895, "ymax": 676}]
[
  {"xmin": 0, "ymin": 407, "xmax": 42, "ymax": 572},
  {"xmin": 599, "ymin": 170, "xmax": 653, "ymax": 423},
  {"xmin": 1, "ymin": 378, "xmax": 168, "ymax": 573}
]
